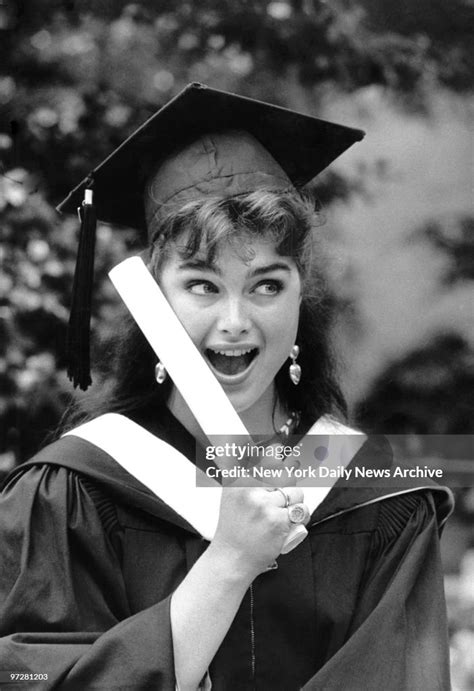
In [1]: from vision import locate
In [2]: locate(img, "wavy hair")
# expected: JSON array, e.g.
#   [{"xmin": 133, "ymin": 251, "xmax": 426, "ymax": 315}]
[{"xmin": 60, "ymin": 189, "xmax": 346, "ymax": 435}]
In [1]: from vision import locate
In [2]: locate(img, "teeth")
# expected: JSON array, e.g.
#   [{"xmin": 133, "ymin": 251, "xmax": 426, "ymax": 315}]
[{"xmin": 210, "ymin": 348, "xmax": 254, "ymax": 357}]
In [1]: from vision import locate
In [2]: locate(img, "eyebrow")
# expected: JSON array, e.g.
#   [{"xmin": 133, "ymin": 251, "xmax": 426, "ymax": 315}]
[
  {"xmin": 177, "ymin": 259, "xmax": 291, "ymax": 277},
  {"xmin": 249, "ymin": 262, "xmax": 291, "ymax": 277},
  {"xmin": 178, "ymin": 258, "xmax": 222, "ymax": 275}
]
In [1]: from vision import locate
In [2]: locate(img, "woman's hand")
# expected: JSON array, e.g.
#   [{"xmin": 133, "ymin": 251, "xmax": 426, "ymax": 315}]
[
  {"xmin": 210, "ymin": 485, "xmax": 304, "ymax": 579},
  {"xmin": 171, "ymin": 484, "xmax": 305, "ymax": 690}
]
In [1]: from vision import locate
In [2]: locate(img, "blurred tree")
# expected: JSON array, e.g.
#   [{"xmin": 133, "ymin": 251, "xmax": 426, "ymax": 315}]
[
  {"xmin": 412, "ymin": 215, "xmax": 474, "ymax": 285},
  {"xmin": 355, "ymin": 333, "xmax": 473, "ymax": 435},
  {"xmin": 361, "ymin": 0, "xmax": 473, "ymax": 91}
]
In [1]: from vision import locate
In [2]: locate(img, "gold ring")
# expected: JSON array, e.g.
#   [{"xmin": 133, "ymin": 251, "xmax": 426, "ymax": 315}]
[
  {"xmin": 288, "ymin": 503, "xmax": 310, "ymax": 525},
  {"xmin": 270, "ymin": 487, "xmax": 290, "ymax": 508}
]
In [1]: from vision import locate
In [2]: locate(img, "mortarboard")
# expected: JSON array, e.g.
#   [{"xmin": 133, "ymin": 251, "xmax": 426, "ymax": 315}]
[{"xmin": 57, "ymin": 82, "xmax": 365, "ymax": 390}]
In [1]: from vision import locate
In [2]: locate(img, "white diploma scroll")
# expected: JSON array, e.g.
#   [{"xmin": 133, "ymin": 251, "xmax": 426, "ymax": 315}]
[
  {"xmin": 109, "ymin": 256, "xmax": 307, "ymax": 553},
  {"xmin": 110, "ymin": 257, "xmax": 249, "ymax": 438}
]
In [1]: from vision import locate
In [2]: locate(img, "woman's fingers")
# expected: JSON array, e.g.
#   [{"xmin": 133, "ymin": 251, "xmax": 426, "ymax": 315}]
[
  {"xmin": 215, "ymin": 485, "xmax": 309, "ymax": 573},
  {"xmin": 264, "ymin": 486, "xmax": 304, "ymax": 507}
]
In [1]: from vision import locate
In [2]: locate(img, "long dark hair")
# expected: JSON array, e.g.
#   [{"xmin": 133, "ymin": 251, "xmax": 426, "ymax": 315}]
[{"xmin": 60, "ymin": 189, "xmax": 347, "ymax": 434}]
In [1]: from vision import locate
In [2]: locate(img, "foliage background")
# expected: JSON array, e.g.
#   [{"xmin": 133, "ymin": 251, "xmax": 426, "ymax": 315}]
[{"xmin": 0, "ymin": 1, "xmax": 473, "ymax": 686}]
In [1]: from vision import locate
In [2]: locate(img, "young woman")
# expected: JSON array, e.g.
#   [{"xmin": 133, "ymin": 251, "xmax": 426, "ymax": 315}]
[{"xmin": 0, "ymin": 85, "xmax": 453, "ymax": 690}]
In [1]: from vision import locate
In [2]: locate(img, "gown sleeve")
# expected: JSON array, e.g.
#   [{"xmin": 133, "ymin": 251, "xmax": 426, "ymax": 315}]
[
  {"xmin": 302, "ymin": 491, "xmax": 451, "ymax": 691},
  {"xmin": 0, "ymin": 464, "xmax": 176, "ymax": 690}
]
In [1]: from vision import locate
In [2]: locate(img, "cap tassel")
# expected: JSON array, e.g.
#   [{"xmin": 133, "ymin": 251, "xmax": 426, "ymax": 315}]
[{"xmin": 67, "ymin": 185, "xmax": 97, "ymax": 390}]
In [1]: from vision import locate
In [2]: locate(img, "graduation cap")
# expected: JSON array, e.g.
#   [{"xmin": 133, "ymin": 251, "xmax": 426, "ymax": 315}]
[{"xmin": 58, "ymin": 82, "xmax": 365, "ymax": 390}]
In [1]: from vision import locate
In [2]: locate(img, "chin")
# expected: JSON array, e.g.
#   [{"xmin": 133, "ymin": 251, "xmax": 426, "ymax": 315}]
[
  {"xmin": 224, "ymin": 389, "xmax": 257, "ymax": 415},
  {"xmin": 227, "ymin": 396, "xmax": 252, "ymax": 415}
]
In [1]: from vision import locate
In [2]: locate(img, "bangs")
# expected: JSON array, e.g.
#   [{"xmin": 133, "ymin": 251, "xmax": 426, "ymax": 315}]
[{"xmin": 150, "ymin": 189, "xmax": 321, "ymax": 273}]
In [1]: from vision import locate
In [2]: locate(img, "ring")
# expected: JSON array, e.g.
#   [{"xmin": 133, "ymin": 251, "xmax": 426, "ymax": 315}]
[
  {"xmin": 288, "ymin": 503, "xmax": 310, "ymax": 525},
  {"xmin": 269, "ymin": 487, "xmax": 290, "ymax": 508}
]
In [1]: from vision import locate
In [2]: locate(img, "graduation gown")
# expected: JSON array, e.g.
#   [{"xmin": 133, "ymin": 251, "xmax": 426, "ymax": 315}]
[{"xmin": 0, "ymin": 412, "xmax": 453, "ymax": 690}]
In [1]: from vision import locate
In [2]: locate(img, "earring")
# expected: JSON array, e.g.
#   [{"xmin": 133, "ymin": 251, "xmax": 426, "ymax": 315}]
[
  {"xmin": 289, "ymin": 345, "xmax": 301, "ymax": 385},
  {"xmin": 155, "ymin": 361, "xmax": 167, "ymax": 384}
]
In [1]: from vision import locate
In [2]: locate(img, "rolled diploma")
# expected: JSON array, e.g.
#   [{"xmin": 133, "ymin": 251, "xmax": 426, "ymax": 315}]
[{"xmin": 109, "ymin": 256, "xmax": 307, "ymax": 553}]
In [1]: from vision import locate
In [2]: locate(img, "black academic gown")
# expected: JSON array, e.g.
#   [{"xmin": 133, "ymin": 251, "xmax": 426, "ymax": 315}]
[{"xmin": 0, "ymin": 414, "xmax": 453, "ymax": 691}]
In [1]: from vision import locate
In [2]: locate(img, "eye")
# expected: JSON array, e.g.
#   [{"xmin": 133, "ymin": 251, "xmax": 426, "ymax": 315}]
[
  {"xmin": 253, "ymin": 279, "xmax": 284, "ymax": 296},
  {"xmin": 187, "ymin": 280, "xmax": 218, "ymax": 295}
]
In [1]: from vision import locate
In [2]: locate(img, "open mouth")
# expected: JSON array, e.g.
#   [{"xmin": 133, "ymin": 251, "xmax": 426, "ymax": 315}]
[{"xmin": 205, "ymin": 347, "xmax": 259, "ymax": 376}]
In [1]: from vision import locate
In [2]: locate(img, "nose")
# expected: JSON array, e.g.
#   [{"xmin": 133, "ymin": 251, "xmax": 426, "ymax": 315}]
[{"xmin": 216, "ymin": 297, "xmax": 252, "ymax": 337}]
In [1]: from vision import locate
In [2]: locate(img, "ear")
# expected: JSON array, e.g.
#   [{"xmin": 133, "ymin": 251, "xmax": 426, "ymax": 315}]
[{"xmin": 297, "ymin": 274, "xmax": 304, "ymax": 305}]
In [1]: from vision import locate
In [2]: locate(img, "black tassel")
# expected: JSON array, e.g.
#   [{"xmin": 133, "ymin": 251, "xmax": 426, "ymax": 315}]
[{"xmin": 67, "ymin": 185, "xmax": 97, "ymax": 390}]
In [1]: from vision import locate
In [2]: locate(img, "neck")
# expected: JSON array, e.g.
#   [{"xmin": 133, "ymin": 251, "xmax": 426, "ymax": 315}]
[{"xmin": 167, "ymin": 384, "xmax": 288, "ymax": 444}]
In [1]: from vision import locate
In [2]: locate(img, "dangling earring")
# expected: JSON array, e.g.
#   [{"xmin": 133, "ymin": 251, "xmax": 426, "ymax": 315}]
[
  {"xmin": 289, "ymin": 345, "xmax": 301, "ymax": 385},
  {"xmin": 155, "ymin": 361, "xmax": 167, "ymax": 384}
]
